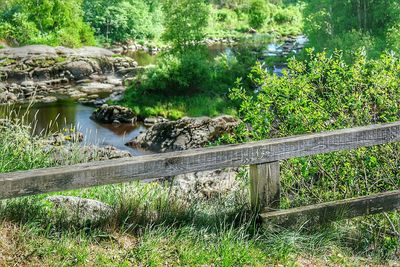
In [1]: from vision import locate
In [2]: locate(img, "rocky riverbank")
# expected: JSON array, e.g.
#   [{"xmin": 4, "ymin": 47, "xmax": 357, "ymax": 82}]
[
  {"xmin": 0, "ymin": 45, "xmax": 138, "ymax": 104},
  {"xmin": 125, "ymin": 115, "xmax": 242, "ymax": 199},
  {"xmin": 126, "ymin": 115, "xmax": 239, "ymax": 152}
]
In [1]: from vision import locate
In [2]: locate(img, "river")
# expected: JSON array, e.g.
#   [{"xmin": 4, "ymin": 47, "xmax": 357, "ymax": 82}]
[{"xmin": 0, "ymin": 36, "xmax": 307, "ymax": 154}]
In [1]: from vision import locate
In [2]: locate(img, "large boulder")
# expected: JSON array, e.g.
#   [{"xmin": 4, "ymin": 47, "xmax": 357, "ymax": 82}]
[
  {"xmin": 126, "ymin": 115, "xmax": 241, "ymax": 199},
  {"xmin": 64, "ymin": 60, "xmax": 94, "ymax": 80},
  {"xmin": 90, "ymin": 104, "xmax": 137, "ymax": 124},
  {"xmin": 0, "ymin": 45, "xmax": 115, "ymax": 59},
  {"xmin": 127, "ymin": 115, "xmax": 240, "ymax": 152}
]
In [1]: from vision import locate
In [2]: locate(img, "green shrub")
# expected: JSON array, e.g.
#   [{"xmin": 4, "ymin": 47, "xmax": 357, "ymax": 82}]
[
  {"xmin": 135, "ymin": 48, "xmax": 213, "ymax": 96},
  {"xmin": 248, "ymin": 0, "xmax": 270, "ymax": 30},
  {"xmin": 217, "ymin": 10, "xmax": 229, "ymax": 22},
  {"xmin": 274, "ymin": 6, "xmax": 299, "ymax": 24},
  {"xmin": 227, "ymin": 48, "xmax": 400, "ymax": 203}
]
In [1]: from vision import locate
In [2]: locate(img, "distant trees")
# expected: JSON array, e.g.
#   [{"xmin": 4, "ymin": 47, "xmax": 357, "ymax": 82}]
[
  {"xmin": 0, "ymin": 0, "xmax": 303, "ymax": 47},
  {"xmin": 0, "ymin": 0, "xmax": 95, "ymax": 47},
  {"xmin": 161, "ymin": 0, "xmax": 209, "ymax": 51},
  {"xmin": 83, "ymin": 0, "xmax": 161, "ymax": 44},
  {"xmin": 304, "ymin": 0, "xmax": 400, "ymax": 56}
]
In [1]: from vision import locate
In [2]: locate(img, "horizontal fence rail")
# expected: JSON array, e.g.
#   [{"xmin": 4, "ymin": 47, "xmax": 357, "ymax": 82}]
[
  {"xmin": 261, "ymin": 190, "xmax": 400, "ymax": 226},
  {"xmin": 1, "ymin": 121, "xmax": 400, "ymax": 224}
]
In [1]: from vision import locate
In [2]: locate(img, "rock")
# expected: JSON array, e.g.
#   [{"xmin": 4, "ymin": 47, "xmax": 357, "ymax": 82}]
[
  {"xmin": 92, "ymin": 91, "xmax": 124, "ymax": 106},
  {"xmin": 0, "ymin": 91, "xmax": 17, "ymax": 103},
  {"xmin": 78, "ymin": 145, "xmax": 132, "ymax": 160},
  {"xmin": 248, "ymin": 28, "xmax": 257, "ymax": 34},
  {"xmin": 78, "ymin": 82, "xmax": 115, "ymax": 94},
  {"xmin": 106, "ymin": 77, "xmax": 123, "ymax": 86},
  {"xmin": 0, "ymin": 45, "xmax": 138, "ymax": 105},
  {"xmin": 91, "ymin": 104, "xmax": 137, "ymax": 124},
  {"xmin": 20, "ymin": 81, "xmax": 35, "ymax": 87},
  {"xmin": 41, "ymin": 96, "xmax": 58, "ymax": 103},
  {"xmin": 44, "ymin": 132, "xmax": 84, "ymax": 146},
  {"xmin": 46, "ymin": 196, "xmax": 113, "ymax": 223},
  {"xmin": 69, "ymin": 90, "xmax": 87, "ymax": 99},
  {"xmin": 64, "ymin": 60, "xmax": 94, "ymax": 80},
  {"xmin": 172, "ymin": 168, "xmax": 240, "ymax": 199},
  {"xmin": 0, "ymin": 45, "xmax": 115, "ymax": 59},
  {"xmin": 127, "ymin": 115, "xmax": 239, "ymax": 152},
  {"xmin": 144, "ymin": 117, "xmax": 169, "ymax": 126},
  {"xmin": 76, "ymin": 79, "xmax": 92, "ymax": 84},
  {"xmin": 88, "ymin": 94, "xmax": 99, "ymax": 100}
]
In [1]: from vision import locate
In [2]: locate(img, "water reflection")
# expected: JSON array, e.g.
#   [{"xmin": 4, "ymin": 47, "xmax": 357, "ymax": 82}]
[
  {"xmin": 127, "ymin": 50, "xmax": 158, "ymax": 66},
  {"xmin": 0, "ymin": 100, "xmax": 147, "ymax": 155}
]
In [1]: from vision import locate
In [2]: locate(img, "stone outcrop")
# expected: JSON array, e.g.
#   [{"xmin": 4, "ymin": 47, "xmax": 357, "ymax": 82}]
[
  {"xmin": 126, "ymin": 115, "xmax": 241, "ymax": 199},
  {"xmin": 40, "ymin": 131, "xmax": 132, "ymax": 161},
  {"xmin": 126, "ymin": 115, "xmax": 239, "ymax": 152},
  {"xmin": 46, "ymin": 196, "xmax": 113, "ymax": 223},
  {"xmin": 0, "ymin": 45, "xmax": 138, "ymax": 104},
  {"xmin": 90, "ymin": 104, "xmax": 137, "ymax": 124}
]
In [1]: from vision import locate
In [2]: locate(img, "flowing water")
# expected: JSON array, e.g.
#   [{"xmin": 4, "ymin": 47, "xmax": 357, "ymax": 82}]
[{"xmin": 1, "ymin": 36, "xmax": 307, "ymax": 154}]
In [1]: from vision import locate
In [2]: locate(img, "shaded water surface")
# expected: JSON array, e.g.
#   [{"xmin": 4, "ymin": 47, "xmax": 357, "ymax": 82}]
[{"xmin": 0, "ymin": 100, "xmax": 147, "ymax": 155}]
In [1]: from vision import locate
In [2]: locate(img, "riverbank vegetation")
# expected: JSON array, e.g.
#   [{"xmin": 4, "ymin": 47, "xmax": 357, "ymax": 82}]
[
  {"xmin": 121, "ymin": 0, "xmax": 267, "ymax": 119},
  {"xmin": 0, "ymin": 0, "xmax": 303, "ymax": 47}
]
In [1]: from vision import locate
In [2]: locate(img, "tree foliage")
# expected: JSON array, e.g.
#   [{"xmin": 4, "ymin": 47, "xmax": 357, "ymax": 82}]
[
  {"xmin": 0, "ymin": 0, "xmax": 94, "ymax": 47},
  {"xmin": 162, "ymin": 0, "xmax": 209, "ymax": 50},
  {"xmin": 304, "ymin": 0, "xmax": 400, "ymax": 56},
  {"xmin": 248, "ymin": 0, "xmax": 270, "ymax": 30},
  {"xmin": 83, "ymin": 0, "xmax": 161, "ymax": 43}
]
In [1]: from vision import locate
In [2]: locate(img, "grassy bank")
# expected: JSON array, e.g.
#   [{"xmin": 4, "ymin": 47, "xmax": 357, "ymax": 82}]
[
  {"xmin": 120, "ymin": 91, "xmax": 236, "ymax": 120},
  {"xmin": 0, "ymin": 115, "xmax": 399, "ymax": 266}
]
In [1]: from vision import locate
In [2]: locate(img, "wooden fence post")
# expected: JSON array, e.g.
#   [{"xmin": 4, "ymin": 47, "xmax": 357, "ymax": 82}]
[{"xmin": 250, "ymin": 161, "xmax": 281, "ymax": 212}]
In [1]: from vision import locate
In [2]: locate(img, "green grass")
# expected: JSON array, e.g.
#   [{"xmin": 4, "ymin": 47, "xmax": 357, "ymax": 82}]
[
  {"xmin": 2, "ymin": 172, "xmax": 399, "ymax": 266},
  {"xmin": 120, "ymin": 90, "xmax": 237, "ymax": 120},
  {"xmin": 0, "ymin": 112, "xmax": 399, "ymax": 266}
]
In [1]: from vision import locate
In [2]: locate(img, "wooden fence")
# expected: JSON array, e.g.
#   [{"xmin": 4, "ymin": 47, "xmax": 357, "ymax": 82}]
[{"xmin": 1, "ymin": 121, "xmax": 400, "ymax": 225}]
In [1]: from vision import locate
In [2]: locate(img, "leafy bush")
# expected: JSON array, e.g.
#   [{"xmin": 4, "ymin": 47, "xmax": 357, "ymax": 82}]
[
  {"xmin": 273, "ymin": 5, "xmax": 300, "ymax": 24},
  {"xmin": 227, "ymin": 49, "xmax": 400, "ymax": 204},
  {"xmin": 135, "ymin": 48, "xmax": 213, "ymax": 96},
  {"xmin": 248, "ymin": 0, "xmax": 270, "ymax": 30},
  {"xmin": 216, "ymin": 10, "xmax": 229, "ymax": 22}
]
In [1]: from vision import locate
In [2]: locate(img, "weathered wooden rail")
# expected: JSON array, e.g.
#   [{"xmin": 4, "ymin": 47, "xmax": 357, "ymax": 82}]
[{"xmin": 1, "ymin": 121, "xmax": 400, "ymax": 225}]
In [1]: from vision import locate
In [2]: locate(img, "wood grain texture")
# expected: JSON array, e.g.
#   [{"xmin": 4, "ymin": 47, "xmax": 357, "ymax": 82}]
[
  {"xmin": 250, "ymin": 162, "xmax": 280, "ymax": 211},
  {"xmin": 0, "ymin": 121, "xmax": 400, "ymax": 199},
  {"xmin": 261, "ymin": 190, "xmax": 400, "ymax": 226}
]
